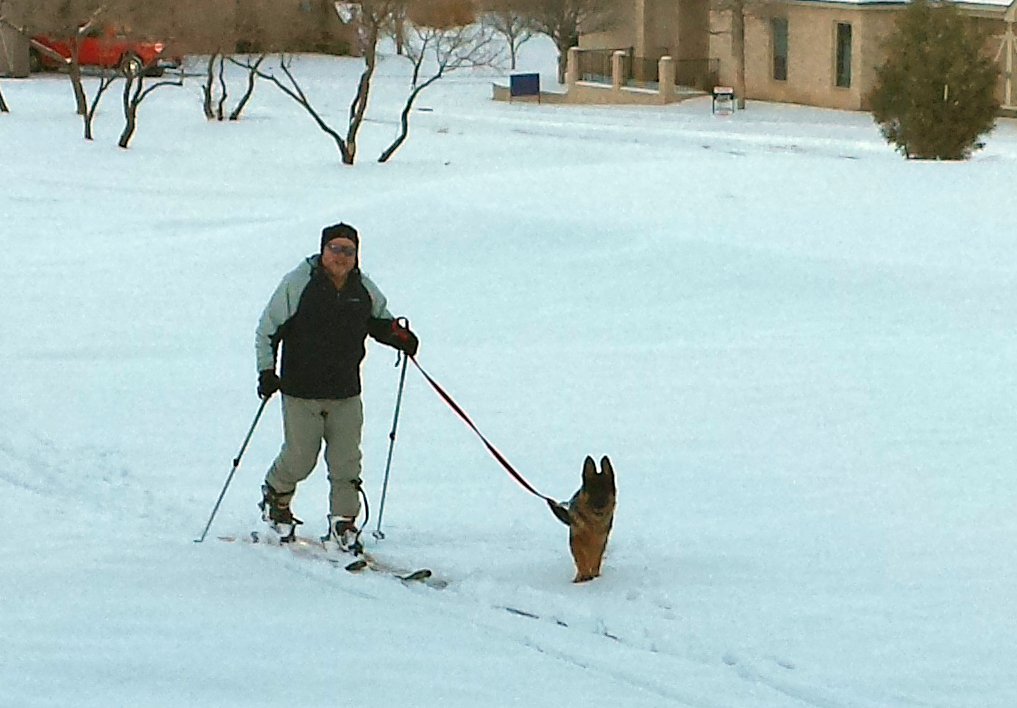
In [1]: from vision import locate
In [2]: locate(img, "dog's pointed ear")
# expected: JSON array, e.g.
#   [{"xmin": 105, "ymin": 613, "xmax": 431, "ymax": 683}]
[
  {"xmin": 600, "ymin": 456, "xmax": 616, "ymax": 489},
  {"xmin": 583, "ymin": 455, "xmax": 596, "ymax": 482}
]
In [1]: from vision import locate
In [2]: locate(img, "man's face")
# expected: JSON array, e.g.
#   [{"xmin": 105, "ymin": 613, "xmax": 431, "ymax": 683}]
[{"xmin": 321, "ymin": 237, "xmax": 357, "ymax": 283}]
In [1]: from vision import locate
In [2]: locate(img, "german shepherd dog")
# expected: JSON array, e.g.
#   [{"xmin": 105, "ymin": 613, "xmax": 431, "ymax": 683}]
[{"xmin": 551, "ymin": 456, "xmax": 617, "ymax": 582}]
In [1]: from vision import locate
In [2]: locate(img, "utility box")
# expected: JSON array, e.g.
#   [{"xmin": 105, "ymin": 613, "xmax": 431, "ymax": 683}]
[
  {"xmin": 712, "ymin": 86, "xmax": 735, "ymax": 115},
  {"xmin": 509, "ymin": 72, "xmax": 540, "ymax": 101}
]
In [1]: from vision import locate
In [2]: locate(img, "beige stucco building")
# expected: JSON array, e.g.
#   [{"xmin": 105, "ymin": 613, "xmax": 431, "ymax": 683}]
[{"xmin": 579, "ymin": 0, "xmax": 1017, "ymax": 112}]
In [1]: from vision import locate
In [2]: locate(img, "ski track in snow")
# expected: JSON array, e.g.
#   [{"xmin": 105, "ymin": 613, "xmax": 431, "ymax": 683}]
[
  {"xmin": 218, "ymin": 531, "xmax": 851, "ymax": 708},
  {"xmin": 0, "ymin": 426, "xmax": 163, "ymax": 526}
]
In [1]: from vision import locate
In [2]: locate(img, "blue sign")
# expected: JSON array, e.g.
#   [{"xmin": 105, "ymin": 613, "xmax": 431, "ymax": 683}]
[{"xmin": 510, "ymin": 73, "xmax": 540, "ymax": 97}]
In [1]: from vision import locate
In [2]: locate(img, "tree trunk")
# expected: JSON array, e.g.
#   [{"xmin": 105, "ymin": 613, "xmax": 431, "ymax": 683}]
[
  {"xmin": 378, "ymin": 75, "xmax": 440, "ymax": 163},
  {"xmin": 556, "ymin": 27, "xmax": 578, "ymax": 84},
  {"xmin": 69, "ymin": 39, "xmax": 88, "ymax": 116},
  {"xmin": 83, "ymin": 74, "xmax": 116, "ymax": 141},
  {"xmin": 118, "ymin": 75, "xmax": 140, "ymax": 148},
  {"xmin": 216, "ymin": 55, "xmax": 228, "ymax": 120},
  {"xmin": 345, "ymin": 24, "xmax": 380, "ymax": 166},
  {"xmin": 732, "ymin": 0, "xmax": 747, "ymax": 109},
  {"xmin": 230, "ymin": 55, "xmax": 264, "ymax": 121},
  {"xmin": 202, "ymin": 54, "xmax": 217, "ymax": 120}
]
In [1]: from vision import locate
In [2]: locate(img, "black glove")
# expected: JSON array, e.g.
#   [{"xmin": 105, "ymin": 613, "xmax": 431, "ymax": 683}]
[
  {"xmin": 391, "ymin": 320, "xmax": 419, "ymax": 357},
  {"xmin": 258, "ymin": 370, "xmax": 281, "ymax": 399}
]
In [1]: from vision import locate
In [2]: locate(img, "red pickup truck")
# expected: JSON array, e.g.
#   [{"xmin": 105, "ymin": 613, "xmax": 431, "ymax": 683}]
[{"xmin": 30, "ymin": 24, "xmax": 182, "ymax": 75}]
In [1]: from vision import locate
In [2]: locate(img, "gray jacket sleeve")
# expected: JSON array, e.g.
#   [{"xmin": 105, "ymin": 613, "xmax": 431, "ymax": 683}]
[
  {"xmin": 361, "ymin": 272, "xmax": 394, "ymax": 320},
  {"xmin": 255, "ymin": 258, "xmax": 314, "ymax": 372}
]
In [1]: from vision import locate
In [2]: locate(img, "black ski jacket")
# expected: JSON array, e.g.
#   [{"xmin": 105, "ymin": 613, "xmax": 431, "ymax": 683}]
[{"xmin": 256, "ymin": 256, "xmax": 402, "ymax": 399}]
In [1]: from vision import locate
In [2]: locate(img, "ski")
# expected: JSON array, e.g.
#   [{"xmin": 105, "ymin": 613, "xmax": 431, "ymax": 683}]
[
  {"xmin": 217, "ymin": 532, "xmax": 444, "ymax": 588},
  {"xmin": 343, "ymin": 556, "xmax": 440, "ymax": 585}
]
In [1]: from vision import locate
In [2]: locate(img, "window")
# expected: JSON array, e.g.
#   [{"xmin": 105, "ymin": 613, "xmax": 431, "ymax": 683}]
[
  {"xmin": 772, "ymin": 17, "xmax": 789, "ymax": 81},
  {"xmin": 835, "ymin": 22, "xmax": 852, "ymax": 88}
]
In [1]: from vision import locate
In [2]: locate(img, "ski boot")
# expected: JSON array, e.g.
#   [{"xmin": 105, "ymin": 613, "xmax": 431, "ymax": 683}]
[
  {"xmin": 259, "ymin": 484, "xmax": 302, "ymax": 542},
  {"xmin": 322, "ymin": 515, "xmax": 362, "ymax": 555}
]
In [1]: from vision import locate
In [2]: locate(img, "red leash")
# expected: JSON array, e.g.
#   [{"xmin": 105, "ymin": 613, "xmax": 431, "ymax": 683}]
[{"xmin": 409, "ymin": 356, "xmax": 566, "ymax": 518}]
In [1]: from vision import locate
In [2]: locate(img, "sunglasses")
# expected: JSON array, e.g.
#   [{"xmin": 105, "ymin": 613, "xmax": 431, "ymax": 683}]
[{"xmin": 325, "ymin": 243, "xmax": 357, "ymax": 257}]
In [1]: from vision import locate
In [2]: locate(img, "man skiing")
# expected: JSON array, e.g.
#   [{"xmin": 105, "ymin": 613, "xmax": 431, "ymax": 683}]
[{"xmin": 254, "ymin": 222, "xmax": 418, "ymax": 552}]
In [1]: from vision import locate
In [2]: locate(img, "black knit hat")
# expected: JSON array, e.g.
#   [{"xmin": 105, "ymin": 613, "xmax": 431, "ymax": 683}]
[{"xmin": 320, "ymin": 222, "xmax": 359, "ymax": 252}]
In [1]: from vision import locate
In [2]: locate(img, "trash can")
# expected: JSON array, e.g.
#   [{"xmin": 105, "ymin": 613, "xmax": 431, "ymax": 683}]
[{"xmin": 712, "ymin": 86, "xmax": 735, "ymax": 115}]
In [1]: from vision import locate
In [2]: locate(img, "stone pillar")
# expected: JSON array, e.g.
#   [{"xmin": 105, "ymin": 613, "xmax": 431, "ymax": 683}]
[
  {"xmin": 0, "ymin": 4, "xmax": 30, "ymax": 78},
  {"xmin": 567, "ymin": 46, "xmax": 580, "ymax": 90},
  {"xmin": 612, "ymin": 50, "xmax": 626, "ymax": 92},
  {"xmin": 635, "ymin": 0, "xmax": 648, "ymax": 59},
  {"xmin": 659, "ymin": 56, "xmax": 675, "ymax": 103}
]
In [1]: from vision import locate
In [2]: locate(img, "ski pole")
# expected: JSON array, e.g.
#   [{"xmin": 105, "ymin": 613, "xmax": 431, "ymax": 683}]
[
  {"xmin": 373, "ymin": 352, "xmax": 410, "ymax": 540},
  {"xmin": 194, "ymin": 396, "xmax": 271, "ymax": 543}
]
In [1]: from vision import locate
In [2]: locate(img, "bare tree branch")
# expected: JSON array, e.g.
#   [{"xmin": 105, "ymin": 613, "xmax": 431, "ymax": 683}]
[
  {"xmin": 227, "ymin": 54, "xmax": 266, "ymax": 121},
  {"xmin": 216, "ymin": 52, "xmax": 228, "ymax": 120},
  {"xmin": 202, "ymin": 53, "xmax": 217, "ymax": 120},
  {"xmin": 254, "ymin": 54, "xmax": 355, "ymax": 163},
  {"xmin": 117, "ymin": 61, "xmax": 183, "ymax": 148},
  {"xmin": 84, "ymin": 65, "xmax": 117, "ymax": 139},
  {"xmin": 69, "ymin": 5, "xmax": 107, "ymax": 116},
  {"xmin": 482, "ymin": 6, "xmax": 537, "ymax": 70},
  {"xmin": 379, "ymin": 18, "xmax": 503, "ymax": 163}
]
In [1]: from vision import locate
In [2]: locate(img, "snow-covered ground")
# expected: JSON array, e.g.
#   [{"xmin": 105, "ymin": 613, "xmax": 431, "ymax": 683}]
[{"xmin": 1, "ymin": 37, "xmax": 1015, "ymax": 708}]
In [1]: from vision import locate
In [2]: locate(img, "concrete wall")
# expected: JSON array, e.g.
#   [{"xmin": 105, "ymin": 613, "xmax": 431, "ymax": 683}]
[{"xmin": 492, "ymin": 50, "xmax": 706, "ymax": 105}]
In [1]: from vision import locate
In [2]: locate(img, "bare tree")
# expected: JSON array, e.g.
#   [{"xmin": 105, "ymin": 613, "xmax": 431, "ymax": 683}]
[
  {"xmin": 482, "ymin": 3, "xmax": 536, "ymax": 70},
  {"xmin": 83, "ymin": 64, "xmax": 117, "ymax": 138},
  {"xmin": 254, "ymin": 53, "xmax": 360, "ymax": 164},
  {"xmin": 383, "ymin": 3, "xmax": 409, "ymax": 55},
  {"xmin": 117, "ymin": 54, "xmax": 183, "ymax": 148},
  {"xmin": 380, "ymin": 9, "xmax": 502, "ymax": 162},
  {"xmin": 11, "ymin": 0, "xmax": 190, "ymax": 139},
  {"xmin": 1, "ymin": 6, "xmax": 130, "ymax": 132},
  {"xmin": 520, "ymin": 0, "xmax": 618, "ymax": 83},
  {"xmin": 66, "ymin": 10, "xmax": 106, "ymax": 117},
  {"xmin": 224, "ymin": 54, "xmax": 265, "ymax": 121},
  {"xmin": 255, "ymin": 0, "xmax": 396, "ymax": 165},
  {"xmin": 201, "ymin": 52, "xmax": 266, "ymax": 121},
  {"xmin": 12, "ymin": 0, "xmax": 108, "ymax": 115},
  {"xmin": 202, "ymin": 52, "xmax": 222, "ymax": 120}
]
